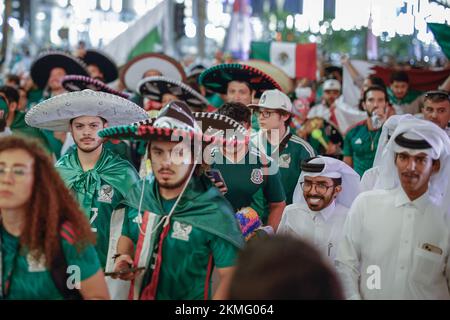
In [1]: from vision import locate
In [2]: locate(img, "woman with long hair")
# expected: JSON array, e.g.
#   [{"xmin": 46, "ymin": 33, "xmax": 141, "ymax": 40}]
[{"xmin": 0, "ymin": 136, "xmax": 109, "ymax": 300}]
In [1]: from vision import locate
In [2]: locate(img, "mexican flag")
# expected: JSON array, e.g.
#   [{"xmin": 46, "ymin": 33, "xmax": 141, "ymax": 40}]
[
  {"xmin": 428, "ymin": 23, "xmax": 450, "ymax": 60},
  {"xmin": 250, "ymin": 41, "xmax": 317, "ymax": 80}
]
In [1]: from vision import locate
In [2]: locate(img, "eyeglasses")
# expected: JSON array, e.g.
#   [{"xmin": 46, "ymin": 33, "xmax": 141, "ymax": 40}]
[
  {"xmin": 300, "ymin": 181, "xmax": 335, "ymax": 195},
  {"xmin": 254, "ymin": 110, "xmax": 278, "ymax": 119},
  {"xmin": 0, "ymin": 166, "xmax": 32, "ymax": 181}
]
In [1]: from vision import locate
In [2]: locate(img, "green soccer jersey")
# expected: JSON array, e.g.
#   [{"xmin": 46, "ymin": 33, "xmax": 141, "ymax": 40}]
[
  {"xmin": 121, "ymin": 175, "xmax": 244, "ymax": 300},
  {"xmin": 0, "ymin": 225, "xmax": 100, "ymax": 300},
  {"xmin": 211, "ymin": 145, "xmax": 286, "ymax": 215},
  {"xmin": 343, "ymin": 122, "xmax": 382, "ymax": 177},
  {"xmin": 252, "ymin": 131, "xmax": 315, "ymax": 205},
  {"xmin": 56, "ymin": 148, "xmax": 140, "ymax": 268}
]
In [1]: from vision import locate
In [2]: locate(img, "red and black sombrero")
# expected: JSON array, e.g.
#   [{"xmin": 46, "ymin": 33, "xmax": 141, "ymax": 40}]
[
  {"xmin": 30, "ymin": 51, "xmax": 89, "ymax": 89},
  {"xmin": 98, "ymin": 100, "xmax": 246, "ymax": 148},
  {"xmin": 198, "ymin": 63, "xmax": 282, "ymax": 98},
  {"xmin": 62, "ymin": 75, "xmax": 130, "ymax": 99},
  {"xmin": 82, "ymin": 49, "xmax": 119, "ymax": 83}
]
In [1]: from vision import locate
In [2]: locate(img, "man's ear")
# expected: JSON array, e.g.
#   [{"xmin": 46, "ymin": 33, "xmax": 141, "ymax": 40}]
[
  {"xmin": 9, "ymin": 102, "xmax": 18, "ymax": 112},
  {"xmin": 333, "ymin": 185, "xmax": 343, "ymax": 198},
  {"xmin": 251, "ymin": 90, "xmax": 257, "ymax": 102},
  {"xmin": 432, "ymin": 159, "xmax": 440, "ymax": 174}
]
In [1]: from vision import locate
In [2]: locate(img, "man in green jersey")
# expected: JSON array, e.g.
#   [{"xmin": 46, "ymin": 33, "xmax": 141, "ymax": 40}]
[
  {"xmin": 100, "ymin": 101, "xmax": 244, "ymax": 300},
  {"xmin": 25, "ymin": 89, "xmax": 148, "ymax": 299},
  {"xmin": 343, "ymin": 85, "xmax": 389, "ymax": 177},
  {"xmin": 209, "ymin": 102, "xmax": 287, "ymax": 231},
  {"xmin": 249, "ymin": 89, "xmax": 315, "ymax": 205}
]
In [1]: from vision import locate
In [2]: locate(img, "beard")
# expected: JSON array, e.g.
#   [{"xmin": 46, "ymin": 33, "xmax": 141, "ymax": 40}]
[
  {"xmin": 75, "ymin": 138, "xmax": 103, "ymax": 153},
  {"xmin": 155, "ymin": 165, "xmax": 194, "ymax": 190}
]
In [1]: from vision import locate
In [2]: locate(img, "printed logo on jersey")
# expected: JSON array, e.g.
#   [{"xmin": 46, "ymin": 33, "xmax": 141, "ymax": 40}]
[
  {"xmin": 98, "ymin": 184, "xmax": 114, "ymax": 203},
  {"xmin": 27, "ymin": 252, "xmax": 47, "ymax": 272},
  {"xmin": 250, "ymin": 168, "xmax": 264, "ymax": 185},
  {"xmin": 355, "ymin": 138, "xmax": 362, "ymax": 145},
  {"xmin": 279, "ymin": 153, "xmax": 291, "ymax": 168},
  {"xmin": 171, "ymin": 221, "xmax": 193, "ymax": 242}
]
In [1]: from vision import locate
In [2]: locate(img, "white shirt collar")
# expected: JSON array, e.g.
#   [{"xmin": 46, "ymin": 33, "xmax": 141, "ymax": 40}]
[
  {"xmin": 393, "ymin": 186, "xmax": 431, "ymax": 213},
  {"xmin": 306, "ymin": 200, "xmax": 337, "ymax": 222}
]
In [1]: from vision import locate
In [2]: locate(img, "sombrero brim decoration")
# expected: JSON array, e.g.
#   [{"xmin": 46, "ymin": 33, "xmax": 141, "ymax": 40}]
[
  {"xmin": 62, "ymin": 75, "xmax": 130, "ymax": 99},
  {"xmin": 121, "ymin": 53, "xmax": 187, "ymax": 93},
  {"xmin": 198, "ymin": 63, "xmax": 282, "ymax": 98},
  {"xmin": 193, "ymin": 111, "xmax": 248, "ymax": 142},
  {"xmin": 25, "ymin": 89, "xmax": 148, "ymax": 132},
  {"xmin": 137, "ymin": 76, "xmax": 208, "ymax": 110},
  {"xmin": 30, "ymin": 51, "xmax": 89, "ymax": 89},
  {"xmin": 240, "ymin": 59, "xmax": 294, "ymax": 94},
  {"xmin": 83, "ymin": 49, "xmax": 119, "ymax": 83},
  {"xmin": 98, "ymin": 101, "xmax": 246, "ymax": 147}
]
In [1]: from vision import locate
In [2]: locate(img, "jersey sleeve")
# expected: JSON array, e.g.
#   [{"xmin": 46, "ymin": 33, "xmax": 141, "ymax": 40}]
[
  {"xmin": 121, "ymin": 206, "xmax": 140, "ymax": 245},
  {"xmin": 61, "ymin": 235, "xmax": 101, "ymax": 282},
  {"xmin": 209, "ymin": 235, "xmax": 240, "ymax": 268},
  {"xmin": 343, "ymin": 128, "xmax": 354, "ymax": 157},
  {"xmin": 262, "ymin": 166, "xmax": 286, "ymax": 203}
]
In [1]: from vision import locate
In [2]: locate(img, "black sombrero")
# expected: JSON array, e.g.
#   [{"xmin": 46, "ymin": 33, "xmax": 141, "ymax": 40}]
[
  {"xmin": 120, "ymin": 53, "xmax": 187, "ymax": 92},
  {"xmin": 138, "ymin": 76, "xmax": 208, "ymax": 110},
  {"xmin": 98, "ymin": 100, "xmax": 246, "ymax": 147},
  {"xmin": 62, "ymin": 75, "xmax": 130, "ymax": 99},
  {"xmin": 82, "ymin": 49, "xmax": 119, "ymax": 83},
  {"xmin": 198, "ymin": 63, "xmax": 282, "ymax": 98},
  {"xmin": 30, "ymin": 51, "xmax": 89, "ymax": 89}
]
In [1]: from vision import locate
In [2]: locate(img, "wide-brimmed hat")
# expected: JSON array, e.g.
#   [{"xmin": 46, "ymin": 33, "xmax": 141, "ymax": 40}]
[
  {"xmin": 240, "ymin": 59, "xmax": 294, "ymax": 94},
  {"xmin": 138, "ymin": 76, "xmax": 208, "ymax": 110},
  {"xmin": 82, "ymin": 49, "xmax": 119, "ymax": 83},
  {"xmin": 120, "ymin": 53, "xmax": 186, "ymax": 92},
  {"xmin": 193, "ymin": 111, "xmax": 248, "ymax": 142},
  {"xmin": 30, "ymin": 51, "xmax": 89, "ymax": 89},
  {"xmin": 62, "ymin": 75, "xmax": 130, "ymax": 99},
  {"xmin": 98, "ymin": 101, "xmax": 245, "ymax": 148},
  {"xmin": 198, "ymin": 63, "xmax": 281, "ymax": 98},
  {"xmin": 25, "ymin": 89, "xmax": 148, "ymax": 132}
]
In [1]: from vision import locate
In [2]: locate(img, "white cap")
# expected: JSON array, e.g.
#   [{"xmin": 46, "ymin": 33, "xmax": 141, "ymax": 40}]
[
  {"xmin": 248, "ymin": 89, "xmax": 293, "ymax": 113},
  {"xmin": 323, "ymin": 79, "xmax": 341, "ymax": 92}
]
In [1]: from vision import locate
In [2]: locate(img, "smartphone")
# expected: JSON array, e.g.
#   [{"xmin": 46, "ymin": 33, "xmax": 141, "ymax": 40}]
[
  {"xmin": 206, "ymin": 169, "xmax": 227, "ymax": 189},
  {"xmin": 104, "ymin": 267, "xmax": 146, "ymax": 277}
]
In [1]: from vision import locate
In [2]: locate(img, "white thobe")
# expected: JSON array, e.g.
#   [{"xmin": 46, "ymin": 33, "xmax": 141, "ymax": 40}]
[
  {"xmin": 336, "ymin": 187, "xmax": 450, "ymax": 300},
  {"xmin": 278, "ymin": 201, "xmax": 349, "ymax": 263},
  {"xmin": 360, "ymin": 166, "xmax": 380, "ymax": 192}
]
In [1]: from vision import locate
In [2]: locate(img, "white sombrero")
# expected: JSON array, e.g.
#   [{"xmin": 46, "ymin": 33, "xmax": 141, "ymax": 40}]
[
  {"xmin": 120, "ymin": 53, "xmax": 187, "ymax": 93},
  {"xmin": 25, "ymin": 89, "xmax": 148, "ymax": 132}
]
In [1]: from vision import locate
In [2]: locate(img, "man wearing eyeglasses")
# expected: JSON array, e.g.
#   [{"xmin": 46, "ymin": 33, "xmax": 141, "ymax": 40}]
[
  {"xmin": 278, "ymin": 156, "xmax": 360, "ymax": 263},
  {"xmin": 422, "ymin": 90, "xmax": 450, "ymax": 137}
]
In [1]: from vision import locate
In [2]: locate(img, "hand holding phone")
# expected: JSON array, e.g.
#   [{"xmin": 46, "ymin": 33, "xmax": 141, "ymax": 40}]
[{"xmin": 206, "ymin": 169, "xmax": 228, "ymax": 194}]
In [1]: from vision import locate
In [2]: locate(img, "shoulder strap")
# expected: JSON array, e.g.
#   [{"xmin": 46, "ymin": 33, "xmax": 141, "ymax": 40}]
[
  {"xmin": 50, "ymin": 222, "xmax": 83, "ymax": 300},
  {"xmin": 278, "ymin": 133, "xmax": 293, "ymax": 154}
]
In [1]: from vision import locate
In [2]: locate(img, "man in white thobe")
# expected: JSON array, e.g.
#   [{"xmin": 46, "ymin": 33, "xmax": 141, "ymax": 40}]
[
  {"xmin": 278, "ymin": 156, "xmax": 360, "ymax": 262},
  {"xmin": 336, "ymin": 119, "xmax": 450, "ymax": 300}
]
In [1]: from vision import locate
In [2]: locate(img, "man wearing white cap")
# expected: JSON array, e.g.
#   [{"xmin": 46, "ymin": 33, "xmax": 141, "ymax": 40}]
[
  {"xmin": 278, "ymin": 156, "xmax": 360, "ymax": 263},
  {"xmin": 336, "ymin": 119, "xmax": 450, "ymax": 300},
  {"xmin": 249, "ymin": 89, "xmax": 315, "ymax": 205},
  {"xmin": 360, "ymin": 114, "xmax": 416, "ymax": 192},
  {"xmin": 25, "ymin": 90, "xmax": 148, "ymax": 299}
]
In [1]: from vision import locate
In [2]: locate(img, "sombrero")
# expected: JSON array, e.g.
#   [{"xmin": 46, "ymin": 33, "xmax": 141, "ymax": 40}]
[
  {"xmin": 198, "ymin": 63, "xmax": 282, "ymax": 98},
  {"xmin": 62, "ymin": 75, "xmax": 130, "ymax": 99},
  {"xmin": 186, "ymin": 62, "xmax": 208, "ymax": 80},
  {"xmin": 121, "ymin": 53, "xmax": 187, "ymax": 93},
  {"xmin": 82, "ymin": 49, "xmax": 119, "ymax": 83},
  {"xmin": 25, "ymin": 89, "xmax": 148, "ymax": 132},
  {"xmin": 193, "ymin": 111, "xmax": 248, "ymax": 142},
  {"xmin": 137, "ymin": 76, "xmax": 208, "ymax": 110},
  {"xmin": 30, "ymin": 51, "xmax": 89, "ymax": 89},
  {"xmin": 240, "ymin": 59, "xmax": 294, "ymax": 94},
  {"xmin": 98, "ymin": 100, "xmax": 246, "ymax": 148}
]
